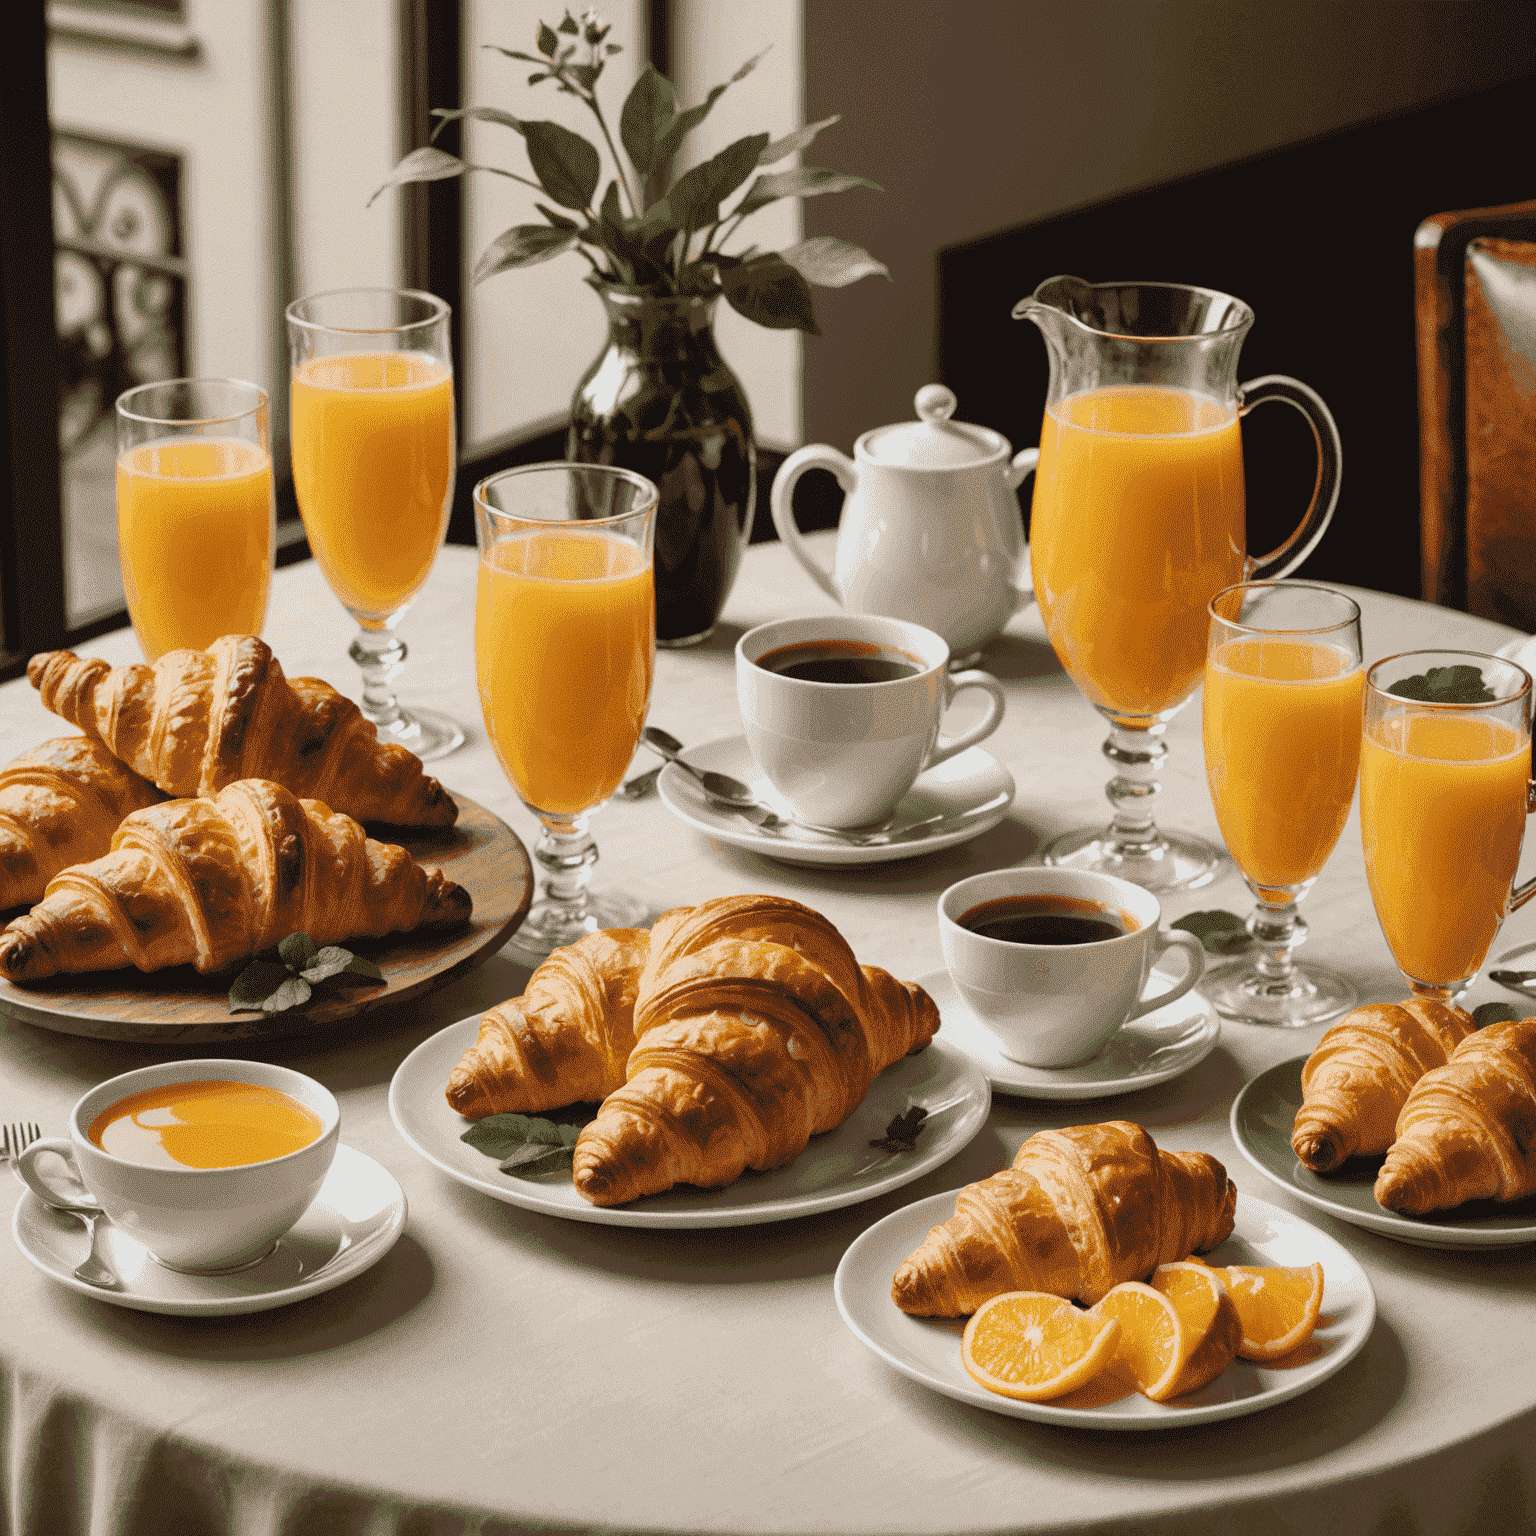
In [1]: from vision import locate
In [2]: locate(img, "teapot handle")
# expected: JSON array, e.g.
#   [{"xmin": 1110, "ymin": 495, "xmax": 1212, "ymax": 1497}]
[
  {"xmin": 1238, "ymin": 375, "xmax": 1343, "ymax": 581},
  {"xmin": 770, "ymin": 445, "xmax": 858, "ymax": 602}
]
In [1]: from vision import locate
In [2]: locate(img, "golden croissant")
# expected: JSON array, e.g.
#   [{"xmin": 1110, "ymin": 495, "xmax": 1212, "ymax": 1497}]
[
  {"xmin": 1375, "ymin": 1018, "xmax": 1536, "ymax": 1215},
  {"xmin": 564, "ymin": 894, "xmax": 939, "ymax": 1206},
  {"xmin": 1290, "ymin": 998, "xmax": 1475, "ymax": 1172},
  {"xmin": 28, "ymin": 636, "xmax": 456, "ymax": 827},
  {"xmin": 0, "ymin": 736, "xmax": 165, "ymax": 912},
  {"xmin": 445, "ymin": 927, "xmax": 650, "ymax": 1117},
  {"xmin": 0, "ymin": 778, "xmax": 471, "ymax": 982},
  {"xmin": 891, "ymin": 1121, "xmax": 1237, "ymax": 1316}
]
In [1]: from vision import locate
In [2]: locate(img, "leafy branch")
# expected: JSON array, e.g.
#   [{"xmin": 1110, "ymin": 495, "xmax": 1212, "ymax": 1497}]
[{"xmin": 371, "ymin": 8, "xmax": 889, "ymax": 334}]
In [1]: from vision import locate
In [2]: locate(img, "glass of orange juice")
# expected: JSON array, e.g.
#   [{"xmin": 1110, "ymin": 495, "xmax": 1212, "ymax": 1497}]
[
  {"xmin": 1016, "ymin": 277, "xmax": 1342, "ymax": 892},
  {"xmin": 114, "ymin": 378, "xmax": 275, "ymax": 661},
  {"xmin": 473, "ymin": 463, "xmax": 659, "ymax": 964},
  {"xmin": 286, "ymin": 288, "xmax": 462, "ymax": 760},
  {"xmin": 1361, "ymin": 650, "xmax": 1535, "ymax": 1004},
  {"xmin": 1202, "ymin": 582, "xmax": 1363, "ymax": 1025}
]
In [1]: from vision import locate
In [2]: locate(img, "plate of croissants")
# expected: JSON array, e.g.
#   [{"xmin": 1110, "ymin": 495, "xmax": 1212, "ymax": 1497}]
[
  {"xmin": 389, "ymin": 893, "xmax": 991, "ymax": 1227},
  {"xmin": 0, "ymin": 638, "xmax": 532, "ymax": 1042},
  {"xmin": 835, "ymin": 1121, "xmax": 1376, "ymax": 1428},
  {"xmin": 1231, "ymin": 999, "xmax": 1536, "ymax": 1249}
]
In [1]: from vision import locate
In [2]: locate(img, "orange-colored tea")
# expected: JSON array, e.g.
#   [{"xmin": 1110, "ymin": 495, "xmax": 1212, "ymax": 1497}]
[
  {"xmin": 88, "ymin": 1080, "xmax": 322, "ymax": 1169},
  {"xmin": 1030, "ymin": 385, "xmax": 1246, "ymax": 722},
  {"xmin": 1203, "ymin": 637, "xmax": 1364, "ymax": 889},
  {"xmin": 1360, "ymin": 712, "xmax": 1529, "ymax": 986}
]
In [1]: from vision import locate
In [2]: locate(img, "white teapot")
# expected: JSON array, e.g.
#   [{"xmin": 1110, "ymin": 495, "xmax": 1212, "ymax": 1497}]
[{"xmin": 770, "ymin": 385, "xmax": 1037, "ymax": 659}]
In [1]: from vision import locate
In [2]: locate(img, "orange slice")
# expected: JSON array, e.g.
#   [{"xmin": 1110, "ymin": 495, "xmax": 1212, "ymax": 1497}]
[
  {"xmin": 1148, "ymin": 1260, "xmax": 1242, "ymax": 1397},
  {"xmin": 961, "ymin": 1291, "xmax": 1121, "ymax": 1401},
  {"xmin": 1087, "ymin": 1281, "xmax": 1186, "ymax": 1402},
  {"xmin": 1216, "ymin": 1263, "xmax": 1325, "ymax": 1361}
]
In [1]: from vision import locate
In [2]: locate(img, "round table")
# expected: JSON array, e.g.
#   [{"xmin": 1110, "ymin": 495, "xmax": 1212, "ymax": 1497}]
[{"xmin": 2, "ymin": 540, "xmax": 1533, "ymax": 1536}]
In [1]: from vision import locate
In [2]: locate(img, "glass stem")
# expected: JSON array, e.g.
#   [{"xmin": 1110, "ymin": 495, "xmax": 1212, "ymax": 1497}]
[
  {"xmin": 1247, "ymin": 900, "xmax": 1305, "ymax": 989},
  {"xmin": 1102, "ymin": 721, "xmax": 1168, "ymax": 858},
  {"xmin": 532, "ymin": 817, "xmax": 598, "ymax": 928},
  {"xmin": 349, "ymin": 628, "xmax": 406, "ymax": 730}
]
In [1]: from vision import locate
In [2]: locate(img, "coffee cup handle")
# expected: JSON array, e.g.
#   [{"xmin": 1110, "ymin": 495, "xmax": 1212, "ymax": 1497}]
[
  {"xmin": 1125, "ymin": 930, "xmax": 1207, "ymax": 1022},
  {"xmin": 769, "ymin": 444, "xmax": 859, "ymax": 603},
  {"xmin": 14, "ymin": 1137, "xmax": 93, "ymax": 1207},
  {"xmin": 926, "ymin": 670, "xmax": 1007, "ymax": 769}
]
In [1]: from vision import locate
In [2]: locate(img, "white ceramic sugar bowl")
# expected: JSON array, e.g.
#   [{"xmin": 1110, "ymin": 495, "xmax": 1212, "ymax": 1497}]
[{"xmin": 770, "ymin": 385, "xmax": 1038, "ymax": 659}]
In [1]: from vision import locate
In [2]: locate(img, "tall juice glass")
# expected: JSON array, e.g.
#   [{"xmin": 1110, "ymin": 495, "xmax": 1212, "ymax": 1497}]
[
  {"xmin": 286, "ymin": 287, "xmax": 462, "ymax": 760},
  {"xmin": 474, "ymin": 463, "xmax": 658, "ymax": 965},
  {"xmin": 115, "ymin": 379, "xmax": 274, "ymax": 660},
  {"xmin": 1015, "ymin": 277, "xmax": 1342, "ymax": 891},
  {"xmin": 1361, "ymin": 650, "xmax": 1536, "ymax": 1003},
  {"xmin": 1202, "ymin": 582, "xmax": 1363, "ymax": 1025}
]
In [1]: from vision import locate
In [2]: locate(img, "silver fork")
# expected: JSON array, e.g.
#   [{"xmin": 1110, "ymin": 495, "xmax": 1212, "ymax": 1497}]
[{"xmin": 6, "ymin": 1121, "xmax": 119, "ymax": 1288}]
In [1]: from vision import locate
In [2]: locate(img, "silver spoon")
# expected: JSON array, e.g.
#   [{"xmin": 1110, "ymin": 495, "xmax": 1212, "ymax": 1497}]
[
  {"xmin": 640, "ymin": 726, "xmax": 760, "ymax": 807},
  {"xmin": 42, "ymin": 1190, "xmax": 120, "ymax": 1289},
  {"xmin": 1487, "ymin": 969, "xmax": 1536, "ymax": 998}
]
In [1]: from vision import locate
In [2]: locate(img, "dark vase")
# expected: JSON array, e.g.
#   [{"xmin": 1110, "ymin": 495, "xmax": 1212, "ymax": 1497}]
[{"xmin": 567, "ymin": 283, "xmax": 755, "ymax": 647}]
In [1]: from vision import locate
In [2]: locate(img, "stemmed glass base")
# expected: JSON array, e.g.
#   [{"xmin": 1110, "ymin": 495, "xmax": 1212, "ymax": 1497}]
[
  {"xmin": 505, "ymin": 814, "xmax": 652, "ymax": 968},
  {"xmin": 1044, "ymin": 717, "xmax": 1219, "ymax": 893},
  {"xmin": 350, "ymin": 629, "xmax": 464, "ymax": 762},
  {"xmin": 1202, "ymin": 957, "xmax": 1356, "ymax": 1027}
]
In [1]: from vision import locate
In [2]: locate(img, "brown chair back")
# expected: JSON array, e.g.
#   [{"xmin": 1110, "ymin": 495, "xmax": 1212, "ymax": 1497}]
[{"xmin": 1416, "ymin": 199, "xmax": 1536, "ymax": 624}]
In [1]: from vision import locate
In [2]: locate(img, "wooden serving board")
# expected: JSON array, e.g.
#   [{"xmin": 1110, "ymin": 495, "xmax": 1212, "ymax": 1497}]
[{"xmin": 0, "ymin": 794, "xmax": 531, "ymax": 1044}]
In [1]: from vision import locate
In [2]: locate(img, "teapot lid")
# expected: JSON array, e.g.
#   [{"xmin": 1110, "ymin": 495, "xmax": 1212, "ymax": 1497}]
[{"xmin": 860, "ymin": 385, "xmax": 1008, "ymax": 469}]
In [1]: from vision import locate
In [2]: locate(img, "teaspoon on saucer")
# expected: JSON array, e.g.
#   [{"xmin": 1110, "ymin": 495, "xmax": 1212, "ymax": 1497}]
[
  {"xmin": 40, "ymin": 1191, "xmax": 120, "ymax": 1289},
  {"xmin": 1487, "ymin": 968, "xmax": 1536, "ymax": 998},
  {"xmin": 641, "ymin": 727, "xmax": 760, "ymax": 807}
]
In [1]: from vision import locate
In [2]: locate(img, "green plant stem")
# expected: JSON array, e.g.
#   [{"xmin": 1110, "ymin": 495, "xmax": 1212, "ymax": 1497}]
[
  {"xmin": 483, "ymin": 165, "xmax": 548, "ymax": 195},
  {"xmin": 586, "ymin": 96, "xmax": 640, "ymax": 215}
]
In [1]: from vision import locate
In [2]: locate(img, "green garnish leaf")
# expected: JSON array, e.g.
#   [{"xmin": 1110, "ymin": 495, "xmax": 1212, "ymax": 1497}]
[
  {"xmin": 870, "ymin": 1104, "xmax": 928, "ymax": 1154},
  {"xmin": 228, "ymin": 934, "xmax": 387, "ymax": 1013},
  {"xmin": 462, "ymin": 1111, "xmax": 589, "ymax": 1178},
  {"xmin": 1473, "ymin": 1001, "xmax": 1521, "ymax": 1029},
  {"xmin": 1387, "ymin": 665, "xmax": 1496, "ymax": 704},
  {"xmin": 1172, "ymin": 910, "xmax": 1253, "ymax": 955},
  {"xmin": 498, "ymin": 1144, "xmax": 575, "ymax": 1176}
]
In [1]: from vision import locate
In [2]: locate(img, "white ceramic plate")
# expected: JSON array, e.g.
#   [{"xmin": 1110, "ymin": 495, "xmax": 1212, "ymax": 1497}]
[
  {"xmin": 389, "ymin": 1017, "xmax": 990, "ymax": 1229},
  {"xmin": 918, "ymin": 967, "xmax": 1220, "ymax": 1101},
  {"xmin": 656, "ymin": 736, "xmax": 1015, "ymax": 866},
  {"xmin": 1232, "ymin": 1057, "xmax": 1536, "ymax": 1249},
  {"xmin": 835, "ymin": 1190, "xmax": 1375, "ymax": 1429},
  {"xmin": 11, "ymin": 1144, "xmax": 406, "ymax": 1315}
]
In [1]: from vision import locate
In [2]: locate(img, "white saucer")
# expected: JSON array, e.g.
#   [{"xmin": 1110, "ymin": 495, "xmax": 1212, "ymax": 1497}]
[
  {"xmin": 919, "ymin": 967, "xmax": 1220, "ymax": 1100},
  {"xmin": 835, "ymin": 1190, "xmax": 1374, "ymax": 1430},
  {"xmin": 11, "ymin": 1143, "xmax": 407, "ymax": 1315},
  {"xmin": 656, "ymin": 736, "xmax": 1015, "ymax": 866}
]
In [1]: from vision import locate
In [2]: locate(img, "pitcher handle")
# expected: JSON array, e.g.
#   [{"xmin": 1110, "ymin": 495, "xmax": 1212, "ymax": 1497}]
[
  {"xmin": 769, "ymin": 444, "xmax": 858, "ymax": 602},
  {"xmin": 1237, "ymin": 375, "xmax": 1343, "ymax": 582}
]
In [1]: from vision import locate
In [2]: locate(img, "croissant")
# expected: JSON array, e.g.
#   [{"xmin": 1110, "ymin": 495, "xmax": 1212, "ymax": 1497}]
[
  {"xmin": 891, "ymin": 1121, "xmax": 1237, "ymax": 1316},
  {"xmin": 570, "ymin": 894, "xmax": 940, "ymax": 1206},
  {"xmin": 445, "ymin": 927, "xmax": 650, "ymax": 1117},
  {"xmin": 0, "ymin": 736, "xmax": 165, "ymax": 911},
  {"xmin": 1291, "ymin": 998, "xmax": 1475, "ymax": 1172},
  {"xmin": 0, "ymin": 778, "xmax": 471, "ymax": 982},
  {"xmin": 28, "ymin": 636, "xmax": 456, "ymax": 827},
  {"xmin": 1375, "ymin": 1018, "xmax": 1536, "ymax": 1214}
]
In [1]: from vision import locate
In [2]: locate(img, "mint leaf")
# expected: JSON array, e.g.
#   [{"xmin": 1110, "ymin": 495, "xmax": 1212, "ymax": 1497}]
[
  {"xmin": 870, "ymin": 1104, "xmax": 928, "ymax": 1154},
  {"xmin": 1172, "ymin": 910, "xmax": 1253, "ymax": 955},
  {"xmin": 1473, "ymin": 1002, "xmax": 1521, "ymax": 1029},
  {"xmin": 228, "ymin": 960, "xmax": 290, "ymax": 1011},
  {"xmin": 498, "ymin": 1144, "xmax": 574, "ymax": 1176},
  {"xmin": 263, "ymin": 976, "xmax": 312, "ymax": 1014},
  {"xmin": 343, "ymin": 954, "xmax": 385, "ymax": 981},
  {"xmin": 279, "ymin": 932, "xmax": 319, "ymax": 969},
  {"xmin": 1388, "ymin": 665, "xmax": 1495, "ymax": 704},
  {"xmin": 461, "ymin": 1111, "xmax": 588, "ymax": 1166},
  {"xmin": 230, "ymin": 934, "xmax": 387, "ymax": 1012}
]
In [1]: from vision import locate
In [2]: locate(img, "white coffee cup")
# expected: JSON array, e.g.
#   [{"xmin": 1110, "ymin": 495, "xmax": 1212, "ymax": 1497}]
[
  {"xmin": 736, "ymin": 614, "xmax": 1006, "ymax": 827},
  {"xmin": 15, "ymin": 1059, "xmax": 340, "ymax": 1274},
  {"xmin": 938, "ymin": 868, "xmax": 1206, "ymax": 1067}
]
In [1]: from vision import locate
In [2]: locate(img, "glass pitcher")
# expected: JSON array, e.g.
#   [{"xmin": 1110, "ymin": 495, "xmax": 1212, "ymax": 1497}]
[{"xmin": 1013, "ymin": 275, "xmax": 1342, "ymax": 891}]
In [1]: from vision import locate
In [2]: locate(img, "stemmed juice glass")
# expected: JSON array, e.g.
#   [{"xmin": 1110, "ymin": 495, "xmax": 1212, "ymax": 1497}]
[
  {"xmin": 1361, "ymin": 650, "xmax": 1536, "ymax": 1004},
  {"xmin": 286, "ymin": 287, "xmax": 463, "ymax": 760},
  {"xmin": 1201, "ymin": 581, "xmax": 1363, "ymax": 1025},
  {"xmin": 1015, "ymin": 277, "xmax": 1341, "ymax": 892},
  {"xmin": 115, "ymin": 378, "xmax": 275, "ymax": 661},
  {"xmin": 473, "ymin": 463, "xmax": 659, "ymax": 965}
]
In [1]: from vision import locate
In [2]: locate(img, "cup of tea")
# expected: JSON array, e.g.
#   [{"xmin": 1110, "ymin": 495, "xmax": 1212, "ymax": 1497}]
[
  {"xmin": 938, "ymin": 868, "xmax": 1206, "ymax": 1067},
  {"xmin": 14, "ymin": 1059, "xmax": 340, "ymax": 1274},
  {"xmin": 736, "ymin": 614, "xmax": 1006, "ymax": 827}
]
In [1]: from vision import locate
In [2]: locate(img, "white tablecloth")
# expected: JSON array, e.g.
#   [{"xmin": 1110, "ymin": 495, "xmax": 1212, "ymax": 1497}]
[{"xmin": 3, "ymin": 539, "xmax": 1535, "ymax": 1536}]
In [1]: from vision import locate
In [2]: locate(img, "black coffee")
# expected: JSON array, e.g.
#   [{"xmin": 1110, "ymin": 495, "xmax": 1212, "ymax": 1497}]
[
  {"xmin": 756, "ymin": 639, "xmax": 922, "ymax": 685},
  {"xmin": 958, "ymin": 895, "xmax": 1134, "ymax": 946}
]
